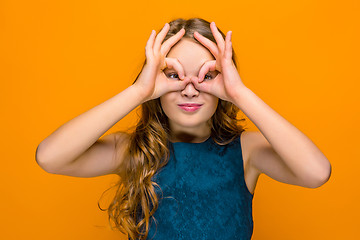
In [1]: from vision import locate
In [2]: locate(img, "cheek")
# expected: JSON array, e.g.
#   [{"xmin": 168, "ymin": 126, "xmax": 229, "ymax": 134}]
[
  {"xmin": 208, "ymin": 96, "xmax": 219, "ymax": 109},
  {"xmin": 207, "ymin": 97, "xmax": 219, "ymax": 115},
  {"xmin": 159, "ymin": 94, "xmax": 174, "ymax": 115}
]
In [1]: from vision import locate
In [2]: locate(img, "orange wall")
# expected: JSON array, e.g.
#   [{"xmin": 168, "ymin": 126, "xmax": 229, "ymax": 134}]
[{"xmin": 1, "ymin": 0, "xmax": 358, "ymax": 239}]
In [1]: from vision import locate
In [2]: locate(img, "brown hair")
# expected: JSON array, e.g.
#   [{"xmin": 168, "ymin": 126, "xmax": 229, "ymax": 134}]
[{"xmin": 99, "ymin": 17, "xmax": 247, "ymax": 240}]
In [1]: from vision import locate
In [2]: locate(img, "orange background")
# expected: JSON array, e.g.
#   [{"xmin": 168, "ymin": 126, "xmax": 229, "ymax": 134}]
[{"xmin": 1, "ymin": 0, "xmax": 359, "ymax": 239}]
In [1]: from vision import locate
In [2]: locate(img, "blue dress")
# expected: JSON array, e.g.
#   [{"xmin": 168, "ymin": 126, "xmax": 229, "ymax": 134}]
[{"xmin": 133, "ymin": 133, "xmax": 254, "ymax": 240}]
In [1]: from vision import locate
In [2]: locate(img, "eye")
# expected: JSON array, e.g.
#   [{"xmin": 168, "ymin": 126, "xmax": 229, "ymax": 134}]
[
  {"xmin": 204, "ymin": 73, "xmax": 212, "ymax": 80},
  {"xmin": 203, "ymin": 71, "xmax": 218, "ymax": 80},
  {"xmin": 166, "ymin": 72, "xmax": 180, "ymax": 79}
]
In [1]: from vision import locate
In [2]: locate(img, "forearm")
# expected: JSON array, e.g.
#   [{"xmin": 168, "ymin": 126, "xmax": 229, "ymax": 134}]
[
  {"xmin": 36, "ymin": 84, "xmax": 146, "ymax": 166},
  {"xmin": 233, "ymin": 86, "xmax": 331, "ymax": 181}
]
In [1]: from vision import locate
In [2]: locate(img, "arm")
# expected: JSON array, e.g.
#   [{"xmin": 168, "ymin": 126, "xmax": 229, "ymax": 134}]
[
  {"xmin": 190, "ymin": 22, "xmax": 331, "ymax": 189},
  {"xmin": 36, "ymin": 85, "xmax": 146, "ymax": 174},
  {"xmin": 234, "ymin": 87, "xmax": 331, "ymax": 188},
  {"xmin": 36, "ymin": 24, "xmax": 189, "ymax": 177}
]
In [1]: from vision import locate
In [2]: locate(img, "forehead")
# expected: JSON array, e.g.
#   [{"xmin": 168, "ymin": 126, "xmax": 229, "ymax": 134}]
[{"xmin": 166, "ymin": 38, "xmax": 215, "ymax": 66}]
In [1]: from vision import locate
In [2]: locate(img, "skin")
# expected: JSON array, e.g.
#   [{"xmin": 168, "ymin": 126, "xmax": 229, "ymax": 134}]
[
  {"xmin": 160, "ymin": 22, "xmax": 331, "ymax": 189},
  {"xmin": 160, "ymin": 38, "xmax": 219, "ymax": 143}
]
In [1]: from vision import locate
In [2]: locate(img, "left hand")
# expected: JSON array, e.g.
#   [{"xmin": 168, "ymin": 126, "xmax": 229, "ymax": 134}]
[{"xmin": 191, "ymin": 22, "xmax": 246, "ymax": 103}]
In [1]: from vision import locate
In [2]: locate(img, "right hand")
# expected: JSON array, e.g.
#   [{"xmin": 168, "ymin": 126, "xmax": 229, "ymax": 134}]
[{"xmin": 134, "ymin": 23, "xmax": 191, "ymax": 102}]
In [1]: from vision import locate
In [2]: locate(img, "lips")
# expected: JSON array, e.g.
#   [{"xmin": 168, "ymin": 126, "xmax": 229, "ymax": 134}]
[
  {"xmin": 178, "ymin": 103, "xmax": 203, "ymax": 107},
  {"xmin": 178, "ymin": 103, "xmax": 203, "ymax": 112}
]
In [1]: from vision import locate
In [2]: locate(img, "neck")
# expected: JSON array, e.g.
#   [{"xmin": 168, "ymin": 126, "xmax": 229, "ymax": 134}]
[
  {"xmin": 168, "ymin": 119, "xmax": 212, "ymax": 143},
  {"xmin": 169, "ymin": 132, "xmax": 211, "ymax": 143}
]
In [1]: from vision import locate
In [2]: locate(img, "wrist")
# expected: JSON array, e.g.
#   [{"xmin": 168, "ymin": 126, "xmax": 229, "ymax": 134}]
[
  {"xmin": 232, "ymin": 85, "xmax": 251, "ymax": 106},
  {"xmin": 128, "ymin": 84, "xmax": 149, "ymax": 105}
]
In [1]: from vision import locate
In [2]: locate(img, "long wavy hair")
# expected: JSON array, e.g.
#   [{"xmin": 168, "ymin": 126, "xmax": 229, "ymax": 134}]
[{"xmin": 98, "ymin": 17, "xmax": 247, "ymax": 240}]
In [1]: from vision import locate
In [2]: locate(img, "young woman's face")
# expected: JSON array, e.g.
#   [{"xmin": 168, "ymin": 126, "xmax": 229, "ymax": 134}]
[{"xmin": 160, "ymin": 38, "xmax": 219, "ymax": 137}]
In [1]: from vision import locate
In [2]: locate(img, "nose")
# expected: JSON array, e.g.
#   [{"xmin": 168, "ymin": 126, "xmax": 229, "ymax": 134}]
[{"xmin": 181, "ymin": 76, "xmax": 199, "ymax": 97}]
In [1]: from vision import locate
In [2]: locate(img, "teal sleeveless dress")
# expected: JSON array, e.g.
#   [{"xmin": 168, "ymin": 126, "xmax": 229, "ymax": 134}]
[{"xmin": 133, "ymin": 133, "xmax": 254, "ymax": 240}]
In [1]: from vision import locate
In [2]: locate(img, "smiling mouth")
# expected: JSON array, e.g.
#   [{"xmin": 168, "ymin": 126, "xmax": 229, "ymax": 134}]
[{"xmin": 178, "ymin": 104, "xmax": 202, "ymax": 112}]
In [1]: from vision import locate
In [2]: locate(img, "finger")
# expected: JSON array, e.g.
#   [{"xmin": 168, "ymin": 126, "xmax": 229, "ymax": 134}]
[
  {"xmin": 190, "ymin": 76, "xmax": 211, "ymax": 94},
  {"xmin": 198, "ymin": 60, "xmax": 216, "ymax": 83},
  {"xmin": 210, "ymin": 22, "xmax": 225, "ymax": 53},
  {"xmin": 164, "ymin": 58, "xmax": 185, "ymax": 79},
  {"xmin": 153, "ymin": 23, "xmax": 170, "ymax": 53},
  {"xmin": 224, "ymin": 31, "xmax": 233, "ymax": 59},
  {"xmin": 145, "ymin": 30, "xmax": 156, "ymax": 60},
  {"xmin": 161, "ymin": 28, "xmax": 186, "ymax": 57},
  {"xmin": 193, "ymin": 31, "xmax": 219, "ymax": 58},
  {"xmin": 168, "ymin": 76, "xmax": 191, "ymax": 92}
]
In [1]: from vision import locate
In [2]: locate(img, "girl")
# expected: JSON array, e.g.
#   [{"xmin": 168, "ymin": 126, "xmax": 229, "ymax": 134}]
[{"xmin": 36, "ymin": 18, "xmax": 331, "ymax": 240}]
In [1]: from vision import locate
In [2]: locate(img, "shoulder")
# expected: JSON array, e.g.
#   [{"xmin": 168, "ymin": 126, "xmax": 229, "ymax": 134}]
[
  {"xmin": 111, "ymin": 131, "xmax": 132, "ymax": 176},
  {"xmin": 240, "ymin": 130, "xmax": 265, "ymax": 174},
  {"xmin": 113, "ymin": 131, "xmax": 131, "ymax": 145},
  {"xmin": 239, "ymin": 131, "xmax": 264, "ymax": 195},
  {"xmin": 112, "ymin": 131, "xmax": 132, "ymax": 158},
  {"xmin": 240, "ymin": 130, "xmax": 269, "ymax": 152}
]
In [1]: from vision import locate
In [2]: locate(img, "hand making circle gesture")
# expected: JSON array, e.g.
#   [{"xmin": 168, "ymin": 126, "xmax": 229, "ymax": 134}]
[
  {"xmin": 190, "ymin": 22, "xmax": 247, "ymax": 103},
  {"xmin": 134, "ymin": 23, "xmax": 191, "ymax": 102}
]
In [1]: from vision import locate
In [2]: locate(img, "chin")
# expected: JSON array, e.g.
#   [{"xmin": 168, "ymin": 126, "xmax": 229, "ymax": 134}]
[{"xmin": 171, "ymin": 116, "xmax": 211, "ymax": 128}]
